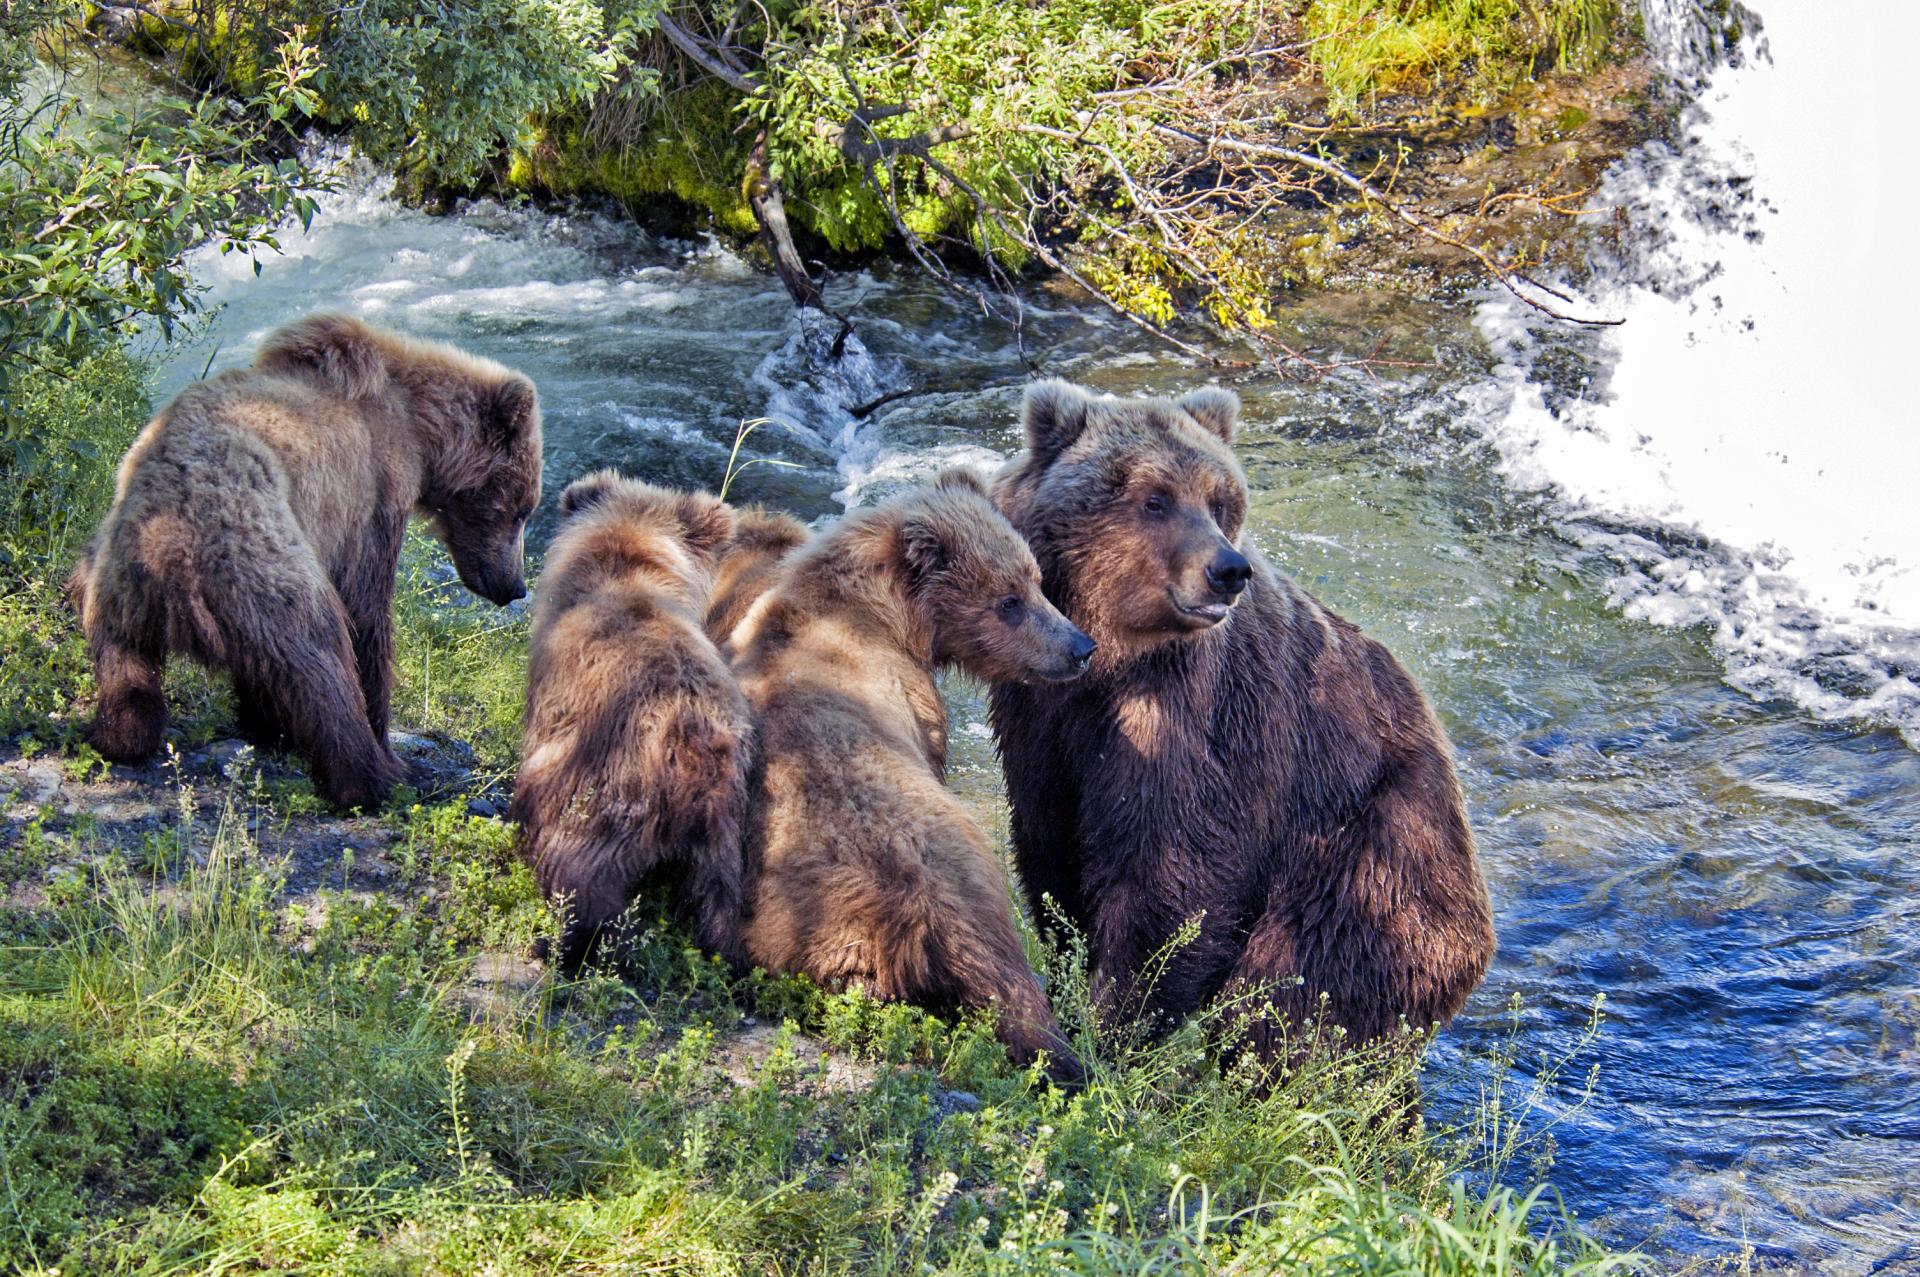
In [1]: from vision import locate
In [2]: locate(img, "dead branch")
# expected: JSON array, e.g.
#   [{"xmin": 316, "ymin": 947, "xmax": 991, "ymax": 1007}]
[
  {"xmin": 654, "ymin": 12, "xmax": 758, "ymax": 94},
  {"xmin": 1144, "ymin": 121, "xmax": 1623, "ymax": 326}
]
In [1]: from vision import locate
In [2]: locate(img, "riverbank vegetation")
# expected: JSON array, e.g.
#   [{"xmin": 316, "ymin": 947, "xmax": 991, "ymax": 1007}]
[
  {"xmin": 94, "ymin": 0, "xmax": 1652, "ymax": 366},
  {"xmin": 2, "ymin": 2, "xmax": 1656, "ymax": 1271}
]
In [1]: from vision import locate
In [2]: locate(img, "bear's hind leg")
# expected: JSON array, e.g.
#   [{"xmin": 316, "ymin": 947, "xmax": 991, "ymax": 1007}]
[
  {"xmin": 226, "ymin": 586, "xmax": 402, "ymax": 811},
  {"xmin": 87, "ymin": 629, "xmax": 168, "ymax": 763}
]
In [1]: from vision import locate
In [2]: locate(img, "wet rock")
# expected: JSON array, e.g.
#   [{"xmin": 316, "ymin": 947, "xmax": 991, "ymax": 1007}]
[
  {"xmin": 932, "ymin": 1088, "xmax": 982, "ymax": 1119},
  {"xmin": 391, "ymin": 730, "xmax": 479, "ymax": 796},
  {"xmin": 465, "ymin": 795, "xmax": 503, "ymax": 819}
]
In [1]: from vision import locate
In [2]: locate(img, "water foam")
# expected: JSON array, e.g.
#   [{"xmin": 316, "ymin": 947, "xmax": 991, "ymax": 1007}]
[{"xmin": 1467, "ymin": 1, "xmax": 1920, "ymax": 742}]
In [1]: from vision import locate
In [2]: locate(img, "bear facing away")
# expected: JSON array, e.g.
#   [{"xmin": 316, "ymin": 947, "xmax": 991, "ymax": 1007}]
[
  {"xmin": 513, "ymin": 472, "xmax": 751, "ymax": 976},
  {"xmin": 703, "ymin": 506, "xmax": 808, "ymax": 650},
  {"xmin": 70, "ymin": 313, "xmax": 542, "ymax": 809},
  {"xmin": 990, "ymin": 381, "xmax": 1495, "ymax": 1066},
  {"xmin": 730, "ymin": 470, "xmax": 1097, "ymax": 1084}
]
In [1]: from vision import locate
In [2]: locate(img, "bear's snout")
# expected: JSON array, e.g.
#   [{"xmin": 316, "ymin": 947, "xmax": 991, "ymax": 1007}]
[
  {"xmin": 1206, "ymin": 547, "xmax": 1252, "ymax": 599},
  {"xmin": 1068, "ymin": 628, "xmax": 1096, "ymax": 670}
]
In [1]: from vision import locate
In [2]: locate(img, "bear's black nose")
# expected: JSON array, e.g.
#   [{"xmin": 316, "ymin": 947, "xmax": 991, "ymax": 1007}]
[
  {"xmin": 1206, "ymin": 550, "xmax": 1252, "ymax": 598},
  {"xmin": 1068, "ymin": 629, "xmax": 1096, "ymax": 668}
]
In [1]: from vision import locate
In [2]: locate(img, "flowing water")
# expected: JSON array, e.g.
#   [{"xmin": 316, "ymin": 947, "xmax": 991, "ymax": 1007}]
[{"xmin": 146, "ymin": 8, "xmax": 1919, "ymax": 1264}]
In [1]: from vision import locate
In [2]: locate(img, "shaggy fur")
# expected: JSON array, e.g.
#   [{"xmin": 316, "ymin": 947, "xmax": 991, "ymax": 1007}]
[
  {"xmin": 69, "ymin": 313, "xmax": 542, "ymax": 809},
  {"xmin": 512, "ymin": 472, "xmax": 751, "ymax": 976},
  {"xmin": 731, "ymin": 470, "xmax": 1096, "ymax": 1083},
  {"xmin": 703, "ymin": 506, "xmax": 808, "ymax": 650},
  {"xmin": 991, "ymin": 381, "xmax": 1495, "ymax": 1066}
]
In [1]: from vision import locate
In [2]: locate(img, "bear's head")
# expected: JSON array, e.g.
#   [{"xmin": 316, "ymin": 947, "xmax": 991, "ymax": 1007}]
[
  {"xmin": 420, "ymin": 363, "xmax": 544, "ymax": 607},
  {"xmin": 895, "ymin": 469, "xmax": 1096, "ymax": 684},
  {"xmin": 994, "ymin": 380, "xmax": 1250, "ymax": 661},
  {"xmin": 551, "ymin": 471, "xmax": 736, "ymax": 602}
]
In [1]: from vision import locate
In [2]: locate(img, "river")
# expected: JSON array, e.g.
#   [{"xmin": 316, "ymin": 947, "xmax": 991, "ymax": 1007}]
[{"xmin": 145, "ymin": 7, "xmax": 1918, "ymax": 1267}]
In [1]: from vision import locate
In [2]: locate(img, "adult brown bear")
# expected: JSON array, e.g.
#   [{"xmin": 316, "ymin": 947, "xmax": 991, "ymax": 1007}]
[
  {"xmin": 990, "ymin": 380, "xmax": 1494, "ymax": 1063},
  {"xmin": 731, "ymin": 470, "xmax": 1095, "ymax": 1083},
  {"xmin": 69, "ymin": 313, "xmax": 542, "ymax": 809},
  {"xmin": 514, "ymin": 471, "xmax": 750, "ymax": 976}
]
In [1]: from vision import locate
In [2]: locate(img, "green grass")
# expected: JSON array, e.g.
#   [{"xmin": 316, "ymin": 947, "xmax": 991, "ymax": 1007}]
[
  {"xmin": 1303, "ymin": 0, "xmax": 1619, "ymax": 112},
  {"xmin": 0, "ymin": 771, "xmax": 1643, "ymax": 1275}
]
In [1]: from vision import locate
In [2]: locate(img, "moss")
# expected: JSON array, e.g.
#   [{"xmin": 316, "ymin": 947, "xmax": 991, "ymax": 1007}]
[{"xmin": 514, "ymin": 86, "xmax": 759, "ymax": 236}]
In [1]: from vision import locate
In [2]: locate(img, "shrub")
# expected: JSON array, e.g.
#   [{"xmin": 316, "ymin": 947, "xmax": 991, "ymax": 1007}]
[{"xmin": 1305, "ymin": 0, "xmax": 1618, "ymax": 111}]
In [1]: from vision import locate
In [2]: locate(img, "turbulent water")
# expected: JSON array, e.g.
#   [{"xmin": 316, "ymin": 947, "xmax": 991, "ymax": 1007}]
[
  {"xmin": 149, "ymin": 22, "xmax": 1920, "ymax": 1265},
  {"xmin": 1471, "ymin": 0, "xmax": 1920, "ymax": 747}
]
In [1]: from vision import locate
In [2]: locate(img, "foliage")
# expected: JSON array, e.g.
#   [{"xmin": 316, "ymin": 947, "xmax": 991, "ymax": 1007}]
[
  {"xmin": 0, "ymin": 351, "xmax": 147, "ymax": 738},
  {"xmin": 310, "ymin": 0, "xmax": 641, "ymax": 188},
  {"xmin": 0, "ymin": 763, "xmax": 1645, "ymax": 1274},
  {"xmin": 1305, "ymin": 0, "xmax": 1617, "ymax": 111},
  {"xmin": 390, "ymin": 532, "xmax": 534, "ymax": 778},
  {"xmin": 0, "ymin": 4, "xmax": 324, "ymax": 402}
]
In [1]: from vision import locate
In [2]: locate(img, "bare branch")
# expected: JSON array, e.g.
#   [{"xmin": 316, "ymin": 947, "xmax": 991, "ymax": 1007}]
[
  {"xmin": 654, "ymin": 13, "xmax": 759, "ymax": 94},
  {"xmin": 1145, "ymin": 122, "xmax": 1623, "ymax": 326}
]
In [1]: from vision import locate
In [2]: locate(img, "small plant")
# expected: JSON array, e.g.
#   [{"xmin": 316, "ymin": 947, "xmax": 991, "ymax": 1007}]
[{"xmin": 718, "ymin": 416, "xmax": 805, "ymax": 502}]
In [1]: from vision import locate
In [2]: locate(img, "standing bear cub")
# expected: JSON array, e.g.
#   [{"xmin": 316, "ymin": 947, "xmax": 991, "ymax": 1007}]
[
  {"xmin": 730, "ymin": 470, "xmax": 1096, "ymax": 1084},
  {"xmin": 70, "ymin": 313, "xmax": 542, "ymax": 809},
  {"xmin": 991, "ymin": 381, "xmax": 1495, "ymax": 1066},
  {"xmin": 513, "ymin": 472, "xmax": 751, "ymax": 976}
]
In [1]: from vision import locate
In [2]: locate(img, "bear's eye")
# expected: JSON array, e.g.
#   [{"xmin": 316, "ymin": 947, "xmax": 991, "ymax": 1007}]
[
  {"xmin": 1143, "ymin": 493, "xmax": 1171, "ymax": 517},
  {"xmin": 995, "ymin": 595, "xmax": 1025, "ymax": 625}
]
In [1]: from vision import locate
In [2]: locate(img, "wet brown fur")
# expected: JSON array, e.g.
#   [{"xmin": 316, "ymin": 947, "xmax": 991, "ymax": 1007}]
[
  {"xmin": 991, "ymin": 381, "xmax": 1495, "ymax": 1069},
  {"xmin": 730, "ymin": 470, "xmax": 1093, "ymax": 1083},
  {"xmin": 512, "ymin": 472, "xmax": 750, "ymax": 976},
  {"xmin": 69, "ymin": 313, "xmax": 542, "ymax": 809},
  {"xmin": 703, "ymin": 506, "xmax": 808, "ymax": 651}
]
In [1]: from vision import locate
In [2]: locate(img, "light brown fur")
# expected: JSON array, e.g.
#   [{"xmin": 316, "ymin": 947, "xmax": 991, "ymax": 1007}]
[
  {"xmin": 512, "ymin": 472, "xmax": 750, "ymax": 976},
  {"xmin": 703, "ymin": 506, "xmax": 808, "ymax": 651},
  {"xmin": 730, "ymin": 471, "xmax": 1095, "ymax": 1083},
  {"xmin": 69, "ymin": 313, "xmax": 542, "ymax": 809}
]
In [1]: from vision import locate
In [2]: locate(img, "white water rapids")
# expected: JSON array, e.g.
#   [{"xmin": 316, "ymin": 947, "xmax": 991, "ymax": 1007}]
[{"xmin": 1468, "ymin": 1, "xmax": 1920, "ymax": 742}]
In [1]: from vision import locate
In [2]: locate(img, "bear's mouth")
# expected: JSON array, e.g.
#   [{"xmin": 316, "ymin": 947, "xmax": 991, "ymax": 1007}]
[{"xmin": 1169, "ymin": 593, "xmax": 1233, "ymax": 627}]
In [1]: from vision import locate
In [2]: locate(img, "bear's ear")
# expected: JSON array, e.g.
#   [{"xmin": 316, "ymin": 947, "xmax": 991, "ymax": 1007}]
[
  {"xmin": 898, "ymin": 511, "xmax": 949, "ymax": 587},
  {"xmin": 254, "ymin": 312, "xmax": 389, "ymax": 400},
  {"xmin": 674, "ymin": 491, "xmax": 736, "ymax": 559},
  {"xmin": 1022, "ymin": 379, "xmax": 1091, "ymax": 463},
  {"xmin": 933, "ymin": 467, "xmax": 988, "ymax": 497},
  {"xmin": 1177, "ymin": 387, "xmax": 1239, "ymax": 445},
  {"xmin": 558, "ymin": 469, "xmax": 625, "ymax": 521},
  {"xmin": 489, "ymin": 375, "xmax": 539, "ymax": 445}
]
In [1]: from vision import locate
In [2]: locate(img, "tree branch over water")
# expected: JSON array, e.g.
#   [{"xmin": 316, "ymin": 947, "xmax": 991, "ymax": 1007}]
[{"xmin": 632, "ymin": 1, "xmax": 1626, "ymax": 368}]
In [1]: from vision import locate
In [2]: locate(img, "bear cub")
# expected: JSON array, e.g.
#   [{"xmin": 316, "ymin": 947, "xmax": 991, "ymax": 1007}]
[
  {"xmin": 703, "ymin": 506, "xmax": 808, "ymax": 651},
  {"xmin": 730, "ymin": 470, "xmax": 1096, "ymax": 1084},
  {"xmin": 513, "ymin": 471, "xmax": 752, "ymax": 976},
  {"xmin": 70, "ymin": 313, "xmax": 541, "ymax": 809}
]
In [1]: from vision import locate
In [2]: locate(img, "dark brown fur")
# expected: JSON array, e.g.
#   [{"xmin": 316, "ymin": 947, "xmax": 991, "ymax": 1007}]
[
  {"xmin": 991, "ymin": 381, "xmax": 1495, "ymax": 1066},
  {"xmin": 731, "ymin": 470, "xmax": 1096, "ymax": 1083},
  {"xmin": 512, "ymin": 472, "xmax": 750, "ymax": 976},
  {"xmin": 69, "ymin": 313, "xmax": 542, "ymax": 809},
  {"xmin": 703, "ymin": 506, "xmax": 808, "ymax": 651}
]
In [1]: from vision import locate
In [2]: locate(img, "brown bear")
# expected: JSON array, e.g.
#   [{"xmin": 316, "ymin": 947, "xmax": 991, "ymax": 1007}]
[
  {"xmin": 703, "ymin": 506, "xmax": 808, "ymax": 649},
  {"xmin": 730, "ymin": 469, "xmax": 1097, "ymax": 1083},
  {"xmin": 69, "ymin": 313, "xmax": 541, "ymax": 810},
  {"xmin": 990, "ymin": 380, "xmax": 1495, "ymax": 1066},
  {"xmin": 512, "ymin": 471, "xmax": 751, "ymax": 976}
]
